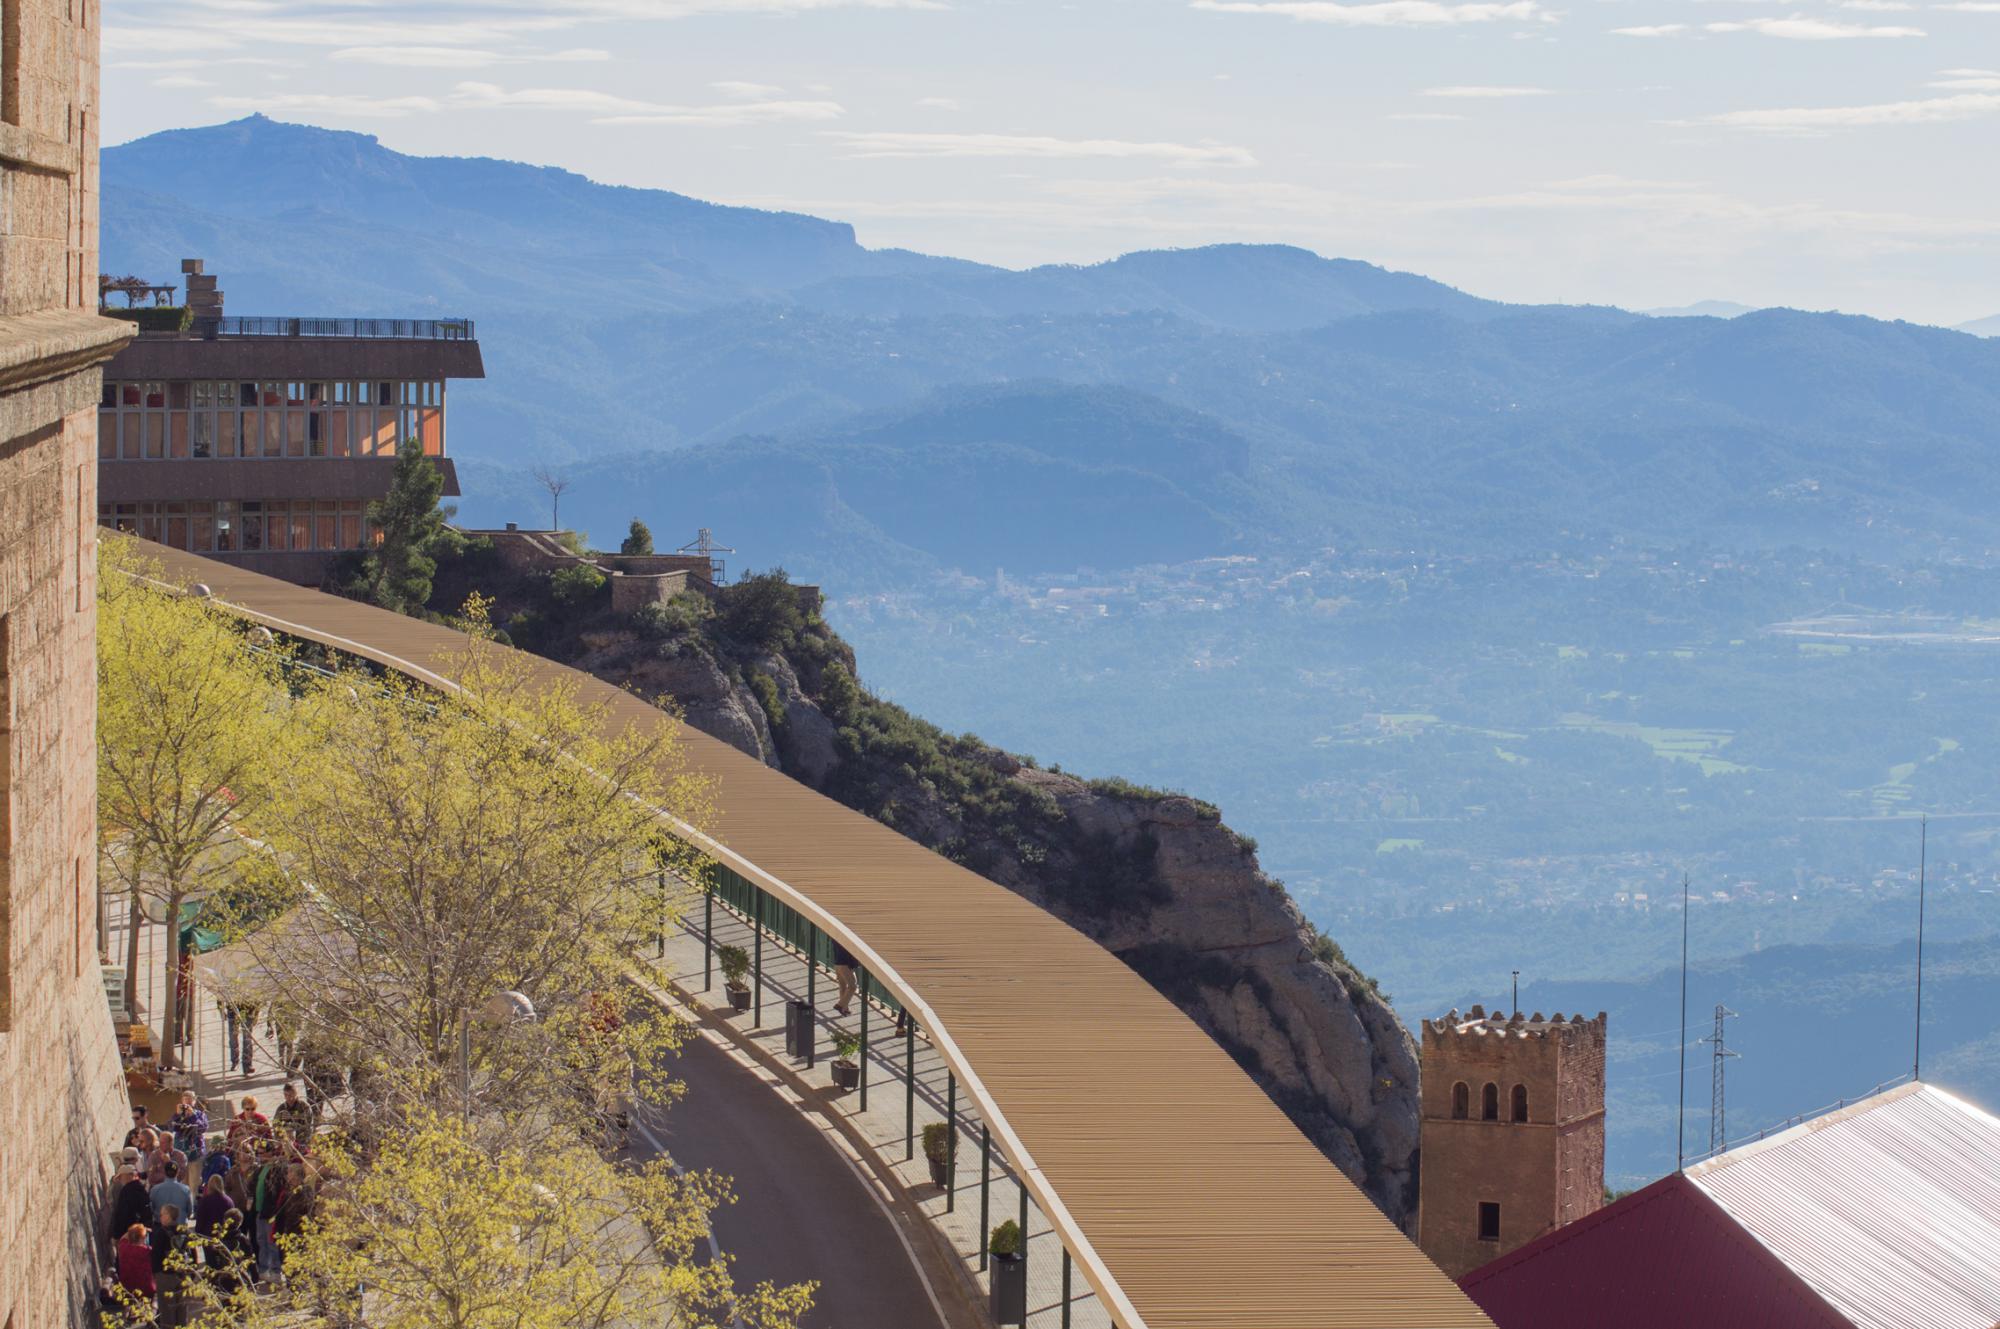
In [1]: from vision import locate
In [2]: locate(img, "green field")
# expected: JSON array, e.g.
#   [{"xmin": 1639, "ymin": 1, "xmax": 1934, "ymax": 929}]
[{"xmin": 1559, "ymin": 714, "xmax": 1752, "ymax": 776}]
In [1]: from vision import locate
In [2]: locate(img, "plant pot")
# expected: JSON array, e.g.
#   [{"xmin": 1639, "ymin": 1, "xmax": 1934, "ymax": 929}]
[
  {"xmin": 989, "ymin": 1251, "xmax": 1027, "ymax": 1325},
  {"xmin": 726, "ymin": 984, "xmax": 751, "ymax": 1013},
  {"xmin": 831, "ymin": 1059, "xmax": 859, "ymax": 1092},
  {"xmin": 927, "ymin": 1151, "xmax": 950, "ymax": 1189}
]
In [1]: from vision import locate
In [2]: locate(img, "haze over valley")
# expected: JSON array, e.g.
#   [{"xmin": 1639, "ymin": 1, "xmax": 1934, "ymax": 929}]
[{"xmin": 105, "ymin": 115, "xmax": 2000, "ymax": 1188}]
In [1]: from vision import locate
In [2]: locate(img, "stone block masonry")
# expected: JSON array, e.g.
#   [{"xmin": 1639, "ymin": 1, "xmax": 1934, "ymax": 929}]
[{"xmin": 0, "ymin": 0, "xmax": 142, "ymax": 1323}]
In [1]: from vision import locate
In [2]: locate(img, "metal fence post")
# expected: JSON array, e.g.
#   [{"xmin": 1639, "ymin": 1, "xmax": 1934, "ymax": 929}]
[
  {"xmin": 946, "ymin": 1073, "xmax": 957, "ymax": 1212},
  {"xmin": 703, "ymin": 889, "xmax": 713, "ymax": 991},
  {"xmin": 905, "ymin": 1022, "xmax": 916, "ymax": 1160},
  {"xmin": 980, "ymin": 1126, "xmax": 991, "ymax": 1272},
  {"xmin": 1062, "ymin": 1248, "xmax": 1072, "ymax": 1328},
  {"xmin": 859, "ymin": 984, "xmax": 870, "ymax": 1110},
  {"xmin": 753, "ymin": 890, "xmax": 764, "ymax": 1025},
  {"xmin": 805, "ymin": 923, "xmax": 817, "ymax": 1069}
]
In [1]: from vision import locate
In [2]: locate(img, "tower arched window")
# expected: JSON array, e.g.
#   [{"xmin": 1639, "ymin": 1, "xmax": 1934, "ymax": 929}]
[
  {"xmin": 1481, "ymin": 1082, "xmax": 1500, "ymax": 1121},
  {"xmin": 1512, "ymin": 1083, "xmax": 1529, "ymax": 1123},
  {"xmin": 1451, "ymin": 1081, "xmax": 1469, "ymax": 1120}
]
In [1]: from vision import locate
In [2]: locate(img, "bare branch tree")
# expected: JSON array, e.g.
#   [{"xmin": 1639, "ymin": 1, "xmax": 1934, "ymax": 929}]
[{"xmin": 531, "ymin": 463, "xmax": 572, "ymax": 532}]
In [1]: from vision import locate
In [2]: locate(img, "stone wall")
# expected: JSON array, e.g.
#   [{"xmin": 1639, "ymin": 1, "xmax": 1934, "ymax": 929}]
[{"xmin": 0, "ymin": 1, "xmax": 138, "ymax": 1323}]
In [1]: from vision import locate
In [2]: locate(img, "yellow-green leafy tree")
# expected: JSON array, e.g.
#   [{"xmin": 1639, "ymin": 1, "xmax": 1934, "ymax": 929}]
[
  {"xmin": 97, "ymin": 536, "xmax": 298, "ymax": 1069},
  {"xmin": 216, "ymin": 595, "xmax": 716, "ymax": 1136}
]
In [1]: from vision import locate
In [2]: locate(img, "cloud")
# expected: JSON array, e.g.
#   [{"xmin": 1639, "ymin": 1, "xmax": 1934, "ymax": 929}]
[
  {"xmin": 152, "ymin": 74, "xmax": 215, "ymax": 88},
  {"xmin": 451, "ymin": 80, "xmax": 844, "ymax": 125},
  {"xmin": 1709, "ymin": 90, "xmax": 2000, "ymax": 130},
  {"xmin": 1422, "ymin": 84, "xmax": 1553, "ymax": 97},
  {"xmin": 1190, "ymin": 0, "xmax": 1557, "ymax": 28},
  {"xmin": 1931, "ymin": 72, "xmax": 2000, "ymax": 88},
  {"xmin": 1388, "ymin": 111, "xmax": 1467, "ymax": 120},
  {"xmin": 712, "ymin": 80, "xmax": 786, "ymax": 98},
  {"xmin": 819, "ymin": 130, "xmax": 1257, "ymax": 165},
  {"xmin": 328, "ymin": 45, "xmax": 610, "ymax": 68},
  {"xmin": 1612, "ymin": 23, "xmax": 1688, "ymax": 35},
  {"xmin": 1835, "ymin": 0, "xmax": 1916, "ymax": 10},
  {"xmin": 1706, "ymin": 15, "xmax": 1925, "ymax": 37},
  {"xmin": 916, "ymin": 96, "xmax": 963, "ymax": 110},
  {"xmin": 207, "ymin": 91, "xmax": 444, "ymax": 117},
  {"xmin": 1935, "ymin": 2, "xmax": 2000, "ymax": 10}
]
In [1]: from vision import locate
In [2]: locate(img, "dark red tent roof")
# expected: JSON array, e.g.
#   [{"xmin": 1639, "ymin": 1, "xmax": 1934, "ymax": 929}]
[{"xmin": 1459, "ymin": 1173, "xmax": 1852, "ymax": 1329}]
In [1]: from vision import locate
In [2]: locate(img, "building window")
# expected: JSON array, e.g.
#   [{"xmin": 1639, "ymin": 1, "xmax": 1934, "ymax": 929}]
[
  {"xmin": 1512, "ymin": 1084, "xmax": 1529, "ymax": 1123},
  {"xmin": 1481, "ymin": 1082, "xmax": 1499, "ymax": 1121},
  {"xmin": 1477, "ymin": 1202, "xmax": 1501, "ymax": 1243},
  {"xmin": 1451, "ymin": 1081, "xmax": 1469, "ymax": 1120}
]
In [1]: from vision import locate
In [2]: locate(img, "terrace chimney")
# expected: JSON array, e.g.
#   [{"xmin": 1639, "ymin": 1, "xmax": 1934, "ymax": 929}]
[{"xmin": 182, "ymin": 258, "xmax": 223, "ymax": 337}]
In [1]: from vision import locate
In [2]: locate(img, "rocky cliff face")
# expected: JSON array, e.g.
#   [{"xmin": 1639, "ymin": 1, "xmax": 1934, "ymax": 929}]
[
  {"xmin": 442, "ymin": 552, "xmax": 1421, "ymax": 1224},
  {"xmin": 559, "ymin": 588, "xmax": 1423, "ymax": 1225}
]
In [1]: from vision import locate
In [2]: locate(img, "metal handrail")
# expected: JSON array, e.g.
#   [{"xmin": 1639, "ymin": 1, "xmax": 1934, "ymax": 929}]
[{"xmin": 212, "ymin": 317, "xmax": 475, "ymax": 341}]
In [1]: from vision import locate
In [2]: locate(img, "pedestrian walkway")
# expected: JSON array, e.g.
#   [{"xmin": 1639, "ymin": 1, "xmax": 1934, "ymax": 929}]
[
  {"xmin": 644, "ymin": 880, "xmax": 1112, "ymax": 1329},
  {"xmin": 105, "ymin": 888, "xmax": 297, "ymax": 1131}
]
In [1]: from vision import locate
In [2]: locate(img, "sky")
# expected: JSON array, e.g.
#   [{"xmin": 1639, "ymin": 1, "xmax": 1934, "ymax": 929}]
[{"xmin": 103, "ymin": 0, "xmax": 2000, "ymax": 326}]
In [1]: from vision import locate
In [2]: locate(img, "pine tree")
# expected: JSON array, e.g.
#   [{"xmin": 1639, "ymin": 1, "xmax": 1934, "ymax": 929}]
[{"xmin": 353, "ymin": 436, "xmax": 457, "ymax": 614}]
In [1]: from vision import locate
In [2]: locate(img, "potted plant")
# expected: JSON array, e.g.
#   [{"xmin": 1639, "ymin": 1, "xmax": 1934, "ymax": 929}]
[
  {"xmin": 830, "ymin": 1032, "xmax": 861, "ymax": 1092},
  {"xmin": 718, "ymin": 944, "xmax": 751, "ymax": 1013},
  {"xmin": 987, "ymin": 1220, "xmax": 1027, "ymax": 1325},
  {"xmin": 922, "ymin": 1121, "xmax": 954, "ymax": 1189}
]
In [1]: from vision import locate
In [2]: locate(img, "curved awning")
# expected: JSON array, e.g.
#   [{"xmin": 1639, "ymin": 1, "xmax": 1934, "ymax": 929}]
[{"xmin": 145, "ymin": 546, "xmax": 1489, "ymax": 1329}]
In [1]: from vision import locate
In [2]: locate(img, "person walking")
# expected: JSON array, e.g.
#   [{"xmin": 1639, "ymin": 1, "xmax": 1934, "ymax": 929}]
[
  {"xmin": 152, "ymin": 1203, "xmax": 189, "ymax": 1327},
  {"xmin": 108, "ymin": 1151, "xmax": 153, "ymax": 1248},
  {"xmin": 124, "ymin": 1105, "xmax": 152, "ymax": 1149},
  {"xmin": 831, "ymin": 939, "xmax": 859, "ymax": 1016},
  {"xmin": 236, "ymin": 1001, "xmax": 261, "ymax": 1076},
  {"xmin": 193, "ymin": 1176, "xmax": 234, "ymax": 1240},
  {"xmin": 114, "ymin": 1222, "xmax": 156, "ymax": 1310},
  {"xmin": 217, "ymin": 998, "xmax": 240, "ymax": 1072},
  {"xmin": 226, "ymin": 1096, "xmax": 268, "ymax": 1151},
  {"xmin": 148, "ymin": 1162, "xmax": 192, "ymax": 1230},
  {"xmin": 250, "ymin": 1147, "xmax": 288, "ymax": 1284},
  {"xmin": 272, "ymin": 1082, "xmax": 313, "ymax": 1146},
  {"xmin": 169, "ymin": 1092, "xmax": 208, "ymax": 1175}
]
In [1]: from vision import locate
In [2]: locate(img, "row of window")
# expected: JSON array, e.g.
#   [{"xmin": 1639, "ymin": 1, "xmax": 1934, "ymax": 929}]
[
  {"xmin": 100, "ymin": 500, "xmax": 374, "ymax": 554},
  {"xmin": 106, "ymin": 380, "xmax": 442, "ymax": 410},
  {"xmin": 1451, "ymin": 1080, "xmax": 1530, "ymax": 1123},
  {"xmin": 99, "ymin": 380, "xmax": 445, "ymax": 462}
]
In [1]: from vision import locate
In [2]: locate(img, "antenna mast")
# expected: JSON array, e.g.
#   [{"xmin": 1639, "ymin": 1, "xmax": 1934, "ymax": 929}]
[
  {"xmin": 1677, "ymin": 872, "xmax": 1689, "ymax": 1172},
  {"xmin": 1915, "ymin": 814, "xmax": 1928, "ymax": 1082},
  {"xmin": 1699, "ymin": 1004, "xmax": 1741, "ymax": 1155}
]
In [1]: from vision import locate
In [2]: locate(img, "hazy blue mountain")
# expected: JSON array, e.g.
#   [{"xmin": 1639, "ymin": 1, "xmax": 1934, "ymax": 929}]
[
  {"xmin": 1960, "ymin": 313, "xmax": 2000, "ymax": 338},
  {"xmin": 1641, "ymin": 300, "xmax": 1759, "ymax": 319}
]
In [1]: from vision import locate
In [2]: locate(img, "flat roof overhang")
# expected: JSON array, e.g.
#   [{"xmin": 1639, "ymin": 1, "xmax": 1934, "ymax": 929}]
[
  {"xmin": 100, "ymin": 456, "xmax": 460, "ymax": 503},
  {"xmin": 105, "ymin": 337, "xmax": 485, "ymax": 382}
]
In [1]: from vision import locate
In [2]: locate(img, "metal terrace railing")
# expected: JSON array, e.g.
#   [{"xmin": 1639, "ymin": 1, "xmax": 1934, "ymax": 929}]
[
  {"xmin": 213, "ymin": 317, "xmax": 476, "ymax": 340},
  {"xmin": 145, "ymin": 546, "xmax": 1492, "ymax": 1329}
]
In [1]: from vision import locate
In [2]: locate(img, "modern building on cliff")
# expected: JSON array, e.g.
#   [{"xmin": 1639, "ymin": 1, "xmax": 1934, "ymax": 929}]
[
  {"xmin": 97, "ymin": 259, "xmax": 482, "ymax": 584},
  {"xmin": 1461, "ymin": 1081, "xmax": 2000, "ymax": 1329},
  {"xmin": 1417, "ymin": 1006, "xmax": 1607, "ymax": 1279},
  {"xmin": 0, "ymin": 2, "xmax": 140, "ymax": 1324}
]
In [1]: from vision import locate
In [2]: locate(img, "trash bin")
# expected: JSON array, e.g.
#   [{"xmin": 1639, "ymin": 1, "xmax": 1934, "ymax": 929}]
[{"xmin": 785, "ymin": 1000, "xmax": 813, "ymax": 1062}]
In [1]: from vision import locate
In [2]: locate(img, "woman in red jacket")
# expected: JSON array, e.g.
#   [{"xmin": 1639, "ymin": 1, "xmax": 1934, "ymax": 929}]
[{"xmin": 115, "ymin": 1221, "xmax": 157, "ymax": 1306}]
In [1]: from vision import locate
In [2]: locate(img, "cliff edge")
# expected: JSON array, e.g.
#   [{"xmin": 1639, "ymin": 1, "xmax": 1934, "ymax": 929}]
[{"xmin": 436, "ymin": 554, "xmax": 1423, "ymax": 1224}]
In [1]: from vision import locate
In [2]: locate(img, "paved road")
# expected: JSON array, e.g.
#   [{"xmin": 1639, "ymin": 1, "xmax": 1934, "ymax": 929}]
[{"xmin": 636, "ymin": 1030, "xmax": 948, "ymax": 1329}]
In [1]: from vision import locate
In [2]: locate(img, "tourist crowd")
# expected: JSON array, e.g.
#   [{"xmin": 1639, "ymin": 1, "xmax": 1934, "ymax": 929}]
[{"xmin": 103, "ymin": 1083, "xmax": 321, "ymax": 1324}]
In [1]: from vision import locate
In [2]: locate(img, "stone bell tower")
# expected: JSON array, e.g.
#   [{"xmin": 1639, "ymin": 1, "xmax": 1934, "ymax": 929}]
[{"xmin": 1416, "ymin": 1005, "xmax": 1607, "ymax": 1279}]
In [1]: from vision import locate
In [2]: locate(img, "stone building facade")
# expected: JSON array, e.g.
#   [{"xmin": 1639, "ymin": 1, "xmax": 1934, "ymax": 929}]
[
  {"xmin": 0, "ymin": 1, "xmax": 137, "ymax": 1323},
  {"xmin": 1416, "ymin": 1006, "xmax": 1607, "ymax": 1280}
]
